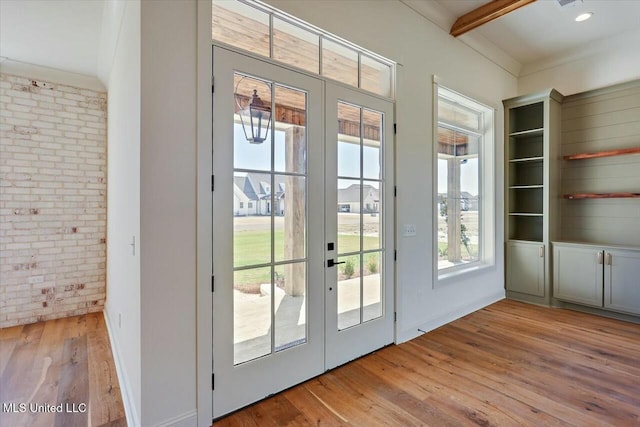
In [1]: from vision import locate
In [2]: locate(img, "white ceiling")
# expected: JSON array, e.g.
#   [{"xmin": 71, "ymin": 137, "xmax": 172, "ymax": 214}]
[
  {"xmin": 0, "ymin": 0, "xmax": 105, "ymax": 76},
  {"xmin": 433, "ymin": 0, "xmax": 640, "ymax": 66}
]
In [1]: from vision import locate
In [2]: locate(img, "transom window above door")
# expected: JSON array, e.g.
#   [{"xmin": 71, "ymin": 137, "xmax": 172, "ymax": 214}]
[{"xmin": 212, "ymin": 0, "xmax": 395, "ymax": 98}]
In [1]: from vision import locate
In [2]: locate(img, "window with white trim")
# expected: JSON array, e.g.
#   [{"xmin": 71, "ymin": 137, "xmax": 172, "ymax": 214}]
[{"xmin": 435, "ymin": 84, "xmax": 495, "ymax": 279}]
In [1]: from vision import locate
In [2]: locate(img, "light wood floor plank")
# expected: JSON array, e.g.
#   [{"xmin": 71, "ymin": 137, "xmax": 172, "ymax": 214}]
[
  {"xmin": 0, "ymin": 324, "xmax": 23, "ymax": 377},
  {"xmin": 21, "ymin": 317, "xmax": 67, "ymax": 427},
  {"xmin": 0, "ymin": 312, "xmax": 125, "ymax": 426},
  {"xmin": 215, "ymin": 300, "xmax": 640, "ymax": 426},
  {"xmin": 87, "ymin": 314, "xmax": 125, "ymax": 426}
]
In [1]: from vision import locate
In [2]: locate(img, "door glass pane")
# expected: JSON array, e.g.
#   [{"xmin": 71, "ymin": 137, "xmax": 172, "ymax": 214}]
[
  {"xmin": 234, "ymin": 74, "xmax": 272, "ymax": 171},
  {"xmin": 337, "ymin": 255, "xmax": 361, "ymax": 330},
  {"xmin": 234, "ymin": 172, "xmax": 271, "ymax": 268},
  {"xmin": 360, "ymin": 55, "xmax": 391, "ymax": 97},
  {"xmin": 338, "ymin": 179, "xmax": 361, "ymax": 255},
  {"xmin": 337, "ymin": 103, "xmax": 361, "ymax": 178},
  {"xmin": 363, "ymin": 251, "xmax": 382, "ymax": 322},
  {"xmin": 274, "ymin": 86, "xmax": 307, "ymax": 174},
  {"xmin": 273, "ymin": 18, "xmax": 319, "ymax": 74},
  {"xmin": 362, "ymin": 109, "xmax": 382, "ymax": 180},
  {"xmin": 212, "ymin": 1, "xmax": 270, "ymax": 57},
  {"xmin": 322, "ymin": 39, "xmax": 358, "ymax": 87},
  {"xmin": 362, "ymin": 180, "xmax": 381, "ymax": 251},
  {"xmin": 336, "ymin": 99, "xmax": 385, "ymax": 331},
  {"xmin": 274, "ymin": 262, "xmax": 307, "ymax": 351},
  {"xmin": 233, "ymin": 73, "xmax": 309, "ymax": 365},
  {"xmin": 274, "ymin": 175, "xmax": 306, "ymax": 262},
  {"xmin": 234, "ymin": 266, "xmax": 272, "ymax": 364}
]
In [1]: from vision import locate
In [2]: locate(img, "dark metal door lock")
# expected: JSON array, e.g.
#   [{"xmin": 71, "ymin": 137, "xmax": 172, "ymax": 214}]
[{"xmin": 327, "ymin": 259, "xmax": 345, "ymax": 268}]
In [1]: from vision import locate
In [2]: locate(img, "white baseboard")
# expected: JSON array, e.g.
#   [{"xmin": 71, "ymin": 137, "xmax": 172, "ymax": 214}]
[
  {"xmin": 397, "ymin": 291, "xmax": 505, "ymax": 343},
  {"xmin": 155, "ymin": 410, "xmax": 198, "ymax": 427},
  {"xmin": 103, "ymin": 308, "xmax": 139, "ymax": 427}
]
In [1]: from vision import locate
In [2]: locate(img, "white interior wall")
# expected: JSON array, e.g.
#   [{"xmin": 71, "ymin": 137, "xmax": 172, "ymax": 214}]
[
  {"xmin": 518, "ymin": 28, "xmax": 640, "ymax": 96},
  {"xmin": 104, "ymin": 0, "xmax": 520, "ymax": 424},
  {"xmin": 264, "ymin": 0, "xmax": 516, "ymax": 343},
  {"xmin": 103, "ymin": 1, "xmax": 141, "ymax": 425},
  {"xmin": 139, "ymin": 1, "xmax": 197, "ymax": 425}
]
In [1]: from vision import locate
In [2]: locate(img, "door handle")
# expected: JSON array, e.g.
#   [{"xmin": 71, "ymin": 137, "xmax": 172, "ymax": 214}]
[
  {"xmin": 539, "ymin": 246, "xmax": 544, "ymax": 258},
  {"xmin": 597, "ymin": 252, "xmax": 603, "ymax": 264},
  {"xmin": 327, "ymin": 259, "xmax": 345, "ymax": 267},
  {"xmin": 605, "ymin": 252, "xmax": 612, "ymax": 265}
]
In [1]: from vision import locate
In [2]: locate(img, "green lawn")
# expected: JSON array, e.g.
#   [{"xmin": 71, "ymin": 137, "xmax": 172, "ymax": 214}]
[
  {"xmin": 233, "ymin": 231, "xmax": 380, "ymax": 286},
  {"xmin": 437, "ymin": 241, "xmax": 479, "ymax": 260}
]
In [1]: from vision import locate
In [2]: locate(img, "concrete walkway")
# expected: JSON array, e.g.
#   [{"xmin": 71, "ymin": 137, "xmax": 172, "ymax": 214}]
[{"xmin": 233, "ymin": 274, "xmax": 382, "ymax": 364}]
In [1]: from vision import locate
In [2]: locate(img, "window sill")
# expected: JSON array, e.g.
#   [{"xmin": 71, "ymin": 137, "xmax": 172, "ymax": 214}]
[{"xmin": 435, "ymin": 262, "xmax": 494, "ymax": 288}]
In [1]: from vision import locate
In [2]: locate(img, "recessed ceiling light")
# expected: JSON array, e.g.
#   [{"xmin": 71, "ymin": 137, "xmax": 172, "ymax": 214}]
[{"xmin": 575, "ymin": 12, "xmax": 593, "ymax": 22}]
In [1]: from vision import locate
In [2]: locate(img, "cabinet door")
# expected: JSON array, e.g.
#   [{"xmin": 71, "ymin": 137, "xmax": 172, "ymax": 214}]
[
  {"xmin": 507, "ymin": 242, "xmax": 545, "ymax": 297},
  {"xmin": 604, "ymin": 249, "xmax": 640, "ymax": 315},
  {"xmin": 553, "ymin": 245, "xmax": 603, "ymax": 307}
]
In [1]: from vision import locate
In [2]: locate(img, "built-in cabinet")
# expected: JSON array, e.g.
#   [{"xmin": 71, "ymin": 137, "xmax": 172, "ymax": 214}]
[
  {"xmin": 553, "ymin": 242, "xmax": 640, "ymax": 316},
  {"xmin": 553, "ymin": 243, "xmax": 603, "ymax": 307},
  {"xmin": 503, "ymin": 90, "xmax": 563, "ymax": 305},
  {"xmin": 506, "ymin": 241, "xmax": 544, "ymax": 297},
  {"xmin": 504, "ymin": 81, "xmax": 640, "ymax": 321}
]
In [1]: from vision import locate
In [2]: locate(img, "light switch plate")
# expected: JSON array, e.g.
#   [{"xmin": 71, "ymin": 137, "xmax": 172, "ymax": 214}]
[{"xmin": 403, "ymin": 224, "xmax": 417, "ymax": 236}]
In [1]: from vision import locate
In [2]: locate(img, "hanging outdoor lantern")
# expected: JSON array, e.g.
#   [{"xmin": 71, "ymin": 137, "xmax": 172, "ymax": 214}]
[{"xmin": 237, "ymin": 88, "xmax": 272, "ymax": 144}]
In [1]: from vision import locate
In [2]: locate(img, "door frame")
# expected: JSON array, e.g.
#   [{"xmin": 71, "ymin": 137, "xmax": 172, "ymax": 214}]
[{"xmin": 196, "ymin": 34, "xmax": 396, "ymax": 425}]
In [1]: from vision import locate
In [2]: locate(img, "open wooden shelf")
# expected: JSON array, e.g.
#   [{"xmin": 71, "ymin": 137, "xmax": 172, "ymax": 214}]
[
  {"xmin": 563, "ymin": 147, "xmax": 640, "ymax": 160},
  {"xmin": 563, "ymin": 193, "xmax": 640, "ymax": 200}
]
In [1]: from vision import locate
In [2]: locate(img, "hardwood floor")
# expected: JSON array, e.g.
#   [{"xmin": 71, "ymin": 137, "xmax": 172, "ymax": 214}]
[
  {"xmin": 0, "ymin": 312, "xmax": 126, "ymax": 426},
  {"xmin": 214, "ymin": 300, "xmax": 640, "ymax": 426}
]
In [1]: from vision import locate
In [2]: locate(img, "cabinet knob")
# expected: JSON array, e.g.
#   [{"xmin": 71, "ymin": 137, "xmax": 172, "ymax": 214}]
[
  {"xmin": 597, "ymin": 252, "xmax": 603, "ymax": 264},
  {"xmin": 605, "ymin": 253, "xmax": 612, "ymax": 265}
]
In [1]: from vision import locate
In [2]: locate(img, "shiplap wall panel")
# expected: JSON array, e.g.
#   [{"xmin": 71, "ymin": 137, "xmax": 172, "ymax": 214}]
[
  {"xmin": 560, "ymin": 80, "xmax": 640, "ymax": 246},
  {"xmin": 562, "ymin": 84, "xmax": 640, "ymax": 109},
  {"xmin": 562, "ymin": 91, "xmax": 640, "ymax": 120},
  {"xmin": 563, "ymin": 108, "xmax": 640, "ymax": 132},
  {"xmin": 562, "ymin": 121, "xmax": 640, "ymax": 145},
  {"xmin": 562, "ymin": 134, "xmax": 640, "ymax": 156}
]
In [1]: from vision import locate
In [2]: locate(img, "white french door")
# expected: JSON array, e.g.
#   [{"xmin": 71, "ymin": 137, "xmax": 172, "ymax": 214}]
[
  {"xmin": 212, "ymin": 46, "xmax": 394, "ymax": 418},
  {"xmin": 324, "ymin": 84, "xmax": 395, "ymax": 369},
  {"xmin": 212, "ymin": 46, "xmax": 325, "ymax": 417}
]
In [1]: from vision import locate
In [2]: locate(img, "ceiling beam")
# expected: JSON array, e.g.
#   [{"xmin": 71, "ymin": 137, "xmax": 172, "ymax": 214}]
[{"xmin": 450, "ymin": 0, "xmax": 537, "ymax": 37}]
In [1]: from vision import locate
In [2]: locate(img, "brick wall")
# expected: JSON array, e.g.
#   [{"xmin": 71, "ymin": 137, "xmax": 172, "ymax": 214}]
[{"xmin": 0, "ymin": 73, "xmax": 107, "ymax": 328}]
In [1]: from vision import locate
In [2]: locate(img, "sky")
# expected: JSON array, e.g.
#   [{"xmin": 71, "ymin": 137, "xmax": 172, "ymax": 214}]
[{"xmin": 438, "ymin": 158, "xmax": 478, "ymax": 195}]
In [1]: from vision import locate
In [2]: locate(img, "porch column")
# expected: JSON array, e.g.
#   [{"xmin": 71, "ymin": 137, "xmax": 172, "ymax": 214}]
[{"xmin": 284, "ymin": 126, "xmax": 305, "ymax": 296}]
